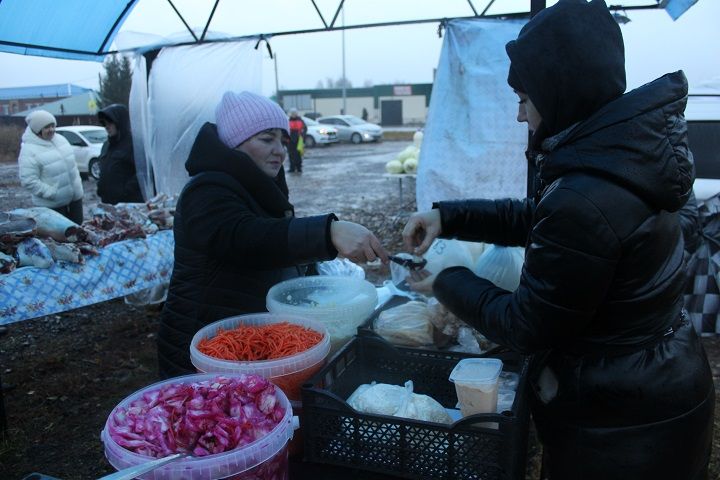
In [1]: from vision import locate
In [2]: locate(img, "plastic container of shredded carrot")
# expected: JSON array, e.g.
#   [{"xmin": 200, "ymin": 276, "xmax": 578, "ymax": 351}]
[{"xmin": 189, "ymin": 313, "xmax": 330, "ymax": 403}]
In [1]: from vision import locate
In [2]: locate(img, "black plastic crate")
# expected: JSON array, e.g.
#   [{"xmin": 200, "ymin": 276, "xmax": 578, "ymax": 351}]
[{"xmin": 300, "ymin": 335, "xmax": 530, "ymax": 480}]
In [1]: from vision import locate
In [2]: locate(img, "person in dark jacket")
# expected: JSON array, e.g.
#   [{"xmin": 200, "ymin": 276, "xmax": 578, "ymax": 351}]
[
  {"xmin": 158, "ymin": 91, "xmax": 388, "ymax": 378},
  {"xmin": 402, "ymin": 1, "xmax": 714, "ymax": 479},
  {"xmin": 287, "ymin": 108, "xmax": 306, "ymax": 173},
  {"xmin": 97, "ymin": 104, "xmax": 144, "ymax": 204}
]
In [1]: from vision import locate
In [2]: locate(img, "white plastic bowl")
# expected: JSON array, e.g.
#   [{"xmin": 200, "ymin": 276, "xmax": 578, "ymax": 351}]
[{"xmin": 266, "ymin": 276, "xmax": 378, "ymax": 353}]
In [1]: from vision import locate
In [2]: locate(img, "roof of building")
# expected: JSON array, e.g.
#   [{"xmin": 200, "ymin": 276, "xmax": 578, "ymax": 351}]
[
  {"xmin": 0, "ymin": 84, "xmax": 93, "ymax": 101},
  {"xmin": 13, "ymin": 91, "xmax": 100, "ymax": 117}
]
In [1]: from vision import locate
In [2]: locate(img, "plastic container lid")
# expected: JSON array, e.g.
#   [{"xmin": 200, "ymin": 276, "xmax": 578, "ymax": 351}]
[
  {"xmin": 449, "ymin": 358, "xmax": 503, "ymax": 386},
  {"xmin": 101, "ymin": 373, "xmax": 293, "ymax": 480},
  {"xmin": 190, "ymin": 313, "xmax": 330, "ymax": 377}
]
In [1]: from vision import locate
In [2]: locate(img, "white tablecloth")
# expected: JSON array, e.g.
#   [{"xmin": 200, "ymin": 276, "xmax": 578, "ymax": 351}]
[{"xmin": 0, "ymin": 230, "xmax": 174, "ymax": 325}]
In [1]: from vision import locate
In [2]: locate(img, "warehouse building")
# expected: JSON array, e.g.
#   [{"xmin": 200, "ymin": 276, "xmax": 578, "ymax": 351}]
[{"xmin": 278, "ymin": 83, "xmax": 432, "ymax": 126}]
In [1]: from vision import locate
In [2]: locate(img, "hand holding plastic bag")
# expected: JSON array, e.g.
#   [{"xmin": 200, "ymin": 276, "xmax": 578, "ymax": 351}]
[
  {"xmin": 392, "ymin": 239, "xmax": 475, "ymax": 294},
  {"xmin": 402, "ymin": 209, "xmax": 442, "ymax": 255}
]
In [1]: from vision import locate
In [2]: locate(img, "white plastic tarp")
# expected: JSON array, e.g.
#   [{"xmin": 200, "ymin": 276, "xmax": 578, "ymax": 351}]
[
  {"xmin": 417, "ymin": 19, "xmax": 527, "ymax": 211},
  {"xmin": 129, "ymin": 40, "xmax": 263, "ymax": 197}
]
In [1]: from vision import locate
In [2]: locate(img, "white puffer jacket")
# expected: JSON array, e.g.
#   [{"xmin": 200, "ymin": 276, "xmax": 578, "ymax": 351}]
[{"xmin": 18, "ymin": 127, "xmax": 84, "ymax": 208}]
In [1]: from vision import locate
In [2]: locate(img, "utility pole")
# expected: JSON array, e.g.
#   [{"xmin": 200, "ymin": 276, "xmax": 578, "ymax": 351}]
[
  {"xmin": 274, "ymin": 53, "xmax": 281, "ymax": 107},
  {"xmin": 341, "ymin": 6, "xmax": 347, "ymax": 114}
]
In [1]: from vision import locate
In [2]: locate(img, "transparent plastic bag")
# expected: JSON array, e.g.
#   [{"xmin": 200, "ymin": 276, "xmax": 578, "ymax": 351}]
[
  {"xmin": 374, "ymin": 300, "xmax": 434, "ymax": 347},
  {"xmin": 317, "ymin": 257, "xmax": 365, "ymax": 279},
  {"xmin": 124, "ymin": 283, "xmax": 168, "ymax": 306},
  {"xmin": 472, "ymin": 245, "xmax": 524, "ymax": 291}
]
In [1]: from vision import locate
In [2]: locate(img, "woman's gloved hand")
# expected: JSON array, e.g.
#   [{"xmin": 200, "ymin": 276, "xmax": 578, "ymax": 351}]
[
  {"xmin": 331, "ymin": 220, "xmax": 389, "ymax": 264},
  {"xmin": 402, "ymin": 209, "xmax": 441, "ymax": 255}
]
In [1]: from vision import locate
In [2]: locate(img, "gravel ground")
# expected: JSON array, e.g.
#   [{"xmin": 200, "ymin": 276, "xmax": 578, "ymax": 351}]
[{"xmin": 0, "ymin": 141, "xmax": 718, "ymax": 479}]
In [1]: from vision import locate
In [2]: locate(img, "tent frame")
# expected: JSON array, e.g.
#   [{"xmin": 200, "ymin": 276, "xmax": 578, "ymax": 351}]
[{"xmin": 0, "ymin": 0, "xmax": 664, "ymax": 58}]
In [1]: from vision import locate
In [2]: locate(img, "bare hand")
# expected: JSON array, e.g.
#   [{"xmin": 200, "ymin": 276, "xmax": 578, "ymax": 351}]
[
  {"xmin": 402, "ymin": 209, "xmax": 441, "ymax": 255},
  {"xmin": 405, "ymin": 268, "xmax": 434, "ymax": 294},
  {"xmin": 331, "ymin": 221, "xmax": 389, "ymax": 264}
]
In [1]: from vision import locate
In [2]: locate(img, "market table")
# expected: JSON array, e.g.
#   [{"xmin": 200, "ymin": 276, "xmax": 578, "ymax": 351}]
[
  {"xmin": 0, "ymin": 230, "xmax": 174, "ymax": 326},
  {"xmin": 383, "ymin": 173, "xmax": 417, "ymax": 205}
]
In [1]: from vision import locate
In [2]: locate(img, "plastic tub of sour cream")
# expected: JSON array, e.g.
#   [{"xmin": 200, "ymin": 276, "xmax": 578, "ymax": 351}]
[{"xmin": 449, "ymin": 358, "xmax": 503, "ymax": 416}]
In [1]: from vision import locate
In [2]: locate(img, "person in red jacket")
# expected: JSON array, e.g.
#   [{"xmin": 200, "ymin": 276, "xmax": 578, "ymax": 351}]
[{"xmin": 287, "ymin": 108, "xmax": 306, "ymax": 174}]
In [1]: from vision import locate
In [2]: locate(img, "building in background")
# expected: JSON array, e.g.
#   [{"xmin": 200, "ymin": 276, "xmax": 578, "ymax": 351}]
[
  {"xmin": 279, "ymin": 83, "xmax": 432, "ymax": 126},
  {"xmin": 12, "ymin": 91, "xmax": 100, "ymax": 126},
  {"xmin": 0, "ymin": 84, "xmax": 92, "ymax": 116}
]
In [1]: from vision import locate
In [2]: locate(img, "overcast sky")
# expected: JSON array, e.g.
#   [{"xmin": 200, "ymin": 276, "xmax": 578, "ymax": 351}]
[{"xmin": 0, "ymin": 0, "xmax": 718, "ymax": 95}]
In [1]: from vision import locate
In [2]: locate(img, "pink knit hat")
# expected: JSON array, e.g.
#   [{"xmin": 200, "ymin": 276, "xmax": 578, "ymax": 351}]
[{"xmin": 215, "ymin": 91, "xmax": 289, "ymax": 148}]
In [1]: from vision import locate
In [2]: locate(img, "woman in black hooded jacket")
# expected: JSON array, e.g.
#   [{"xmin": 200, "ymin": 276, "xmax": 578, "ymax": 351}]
[
  {"xmin": 97, "ymin": 104, "xmax": 143, "ymax": 204},
  {"xmin": 403, "ymin": 1, "xmax": 714, "ymax": 478}
]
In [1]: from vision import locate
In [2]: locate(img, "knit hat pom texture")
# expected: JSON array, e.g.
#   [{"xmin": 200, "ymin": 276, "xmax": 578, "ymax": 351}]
[{"xmin": 215, "ymin": 91, "xmax": 289, "ymax": 148}]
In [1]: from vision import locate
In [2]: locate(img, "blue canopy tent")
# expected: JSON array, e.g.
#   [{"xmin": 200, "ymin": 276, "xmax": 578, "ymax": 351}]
[{"xmin": 0, "ymin": 0, "xmax": 692, "ymax": 63}]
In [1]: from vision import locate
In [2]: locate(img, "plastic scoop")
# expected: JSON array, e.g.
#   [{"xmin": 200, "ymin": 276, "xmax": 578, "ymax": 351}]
[
  {"xmin": 389, "ymin": 255, "xmax": 427, "ymax": 271},
  {"xmin": 96, "ymin": 453, "xmax": 186, "ymax": 480}
]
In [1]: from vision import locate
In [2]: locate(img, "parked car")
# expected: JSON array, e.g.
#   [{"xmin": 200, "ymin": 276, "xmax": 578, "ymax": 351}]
[
  {"xmin": 302, "ymin": 116, "xmax": 339, "ymax": 147},
  {"xmin": 317, "ymin": 115, "xmax": 383, "ymax": 144},
  {"xmin": 55, "ymin": 126, "xmax": 107, "ymax": 180}
]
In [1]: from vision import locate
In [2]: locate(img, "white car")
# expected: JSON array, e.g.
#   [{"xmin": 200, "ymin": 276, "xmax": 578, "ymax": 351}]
[
  {"xmin": 55, "ymin": 126, "xmax": 107, "ymax": 179},
  {"xmin": 317, "ymin": 115, "xmax": 383, "ymax": 144},
  {"xmin": 301, "ymin": 116, "xmax": 339, "ymax": 147}
]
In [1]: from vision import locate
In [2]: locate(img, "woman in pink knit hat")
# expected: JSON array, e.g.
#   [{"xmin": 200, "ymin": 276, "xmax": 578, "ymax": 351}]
[{"xmin": 157, "ymin": 91, "xmax": 389, "ymax": 378}]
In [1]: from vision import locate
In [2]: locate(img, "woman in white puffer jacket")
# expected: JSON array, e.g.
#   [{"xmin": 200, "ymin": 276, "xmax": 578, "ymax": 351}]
[{"xmin": 18, "ymin": 110, "xmax": 84, "ymax": 224}]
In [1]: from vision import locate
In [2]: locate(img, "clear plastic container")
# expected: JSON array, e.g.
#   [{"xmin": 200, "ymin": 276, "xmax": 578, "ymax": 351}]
[
  {"xmin": 449, "ymin": 358, "xmax": 503, "ymax": 416},
  {"xmin": 266, "ymin": 276, "xmax": 378, "ymax": 353},
  {"xmin": 101, "ymin": 373, "xmax": 294, "ymax": 480},
  {"xmin": 190, "ymin": 313, "xmax": 330, "ymax": 402}
]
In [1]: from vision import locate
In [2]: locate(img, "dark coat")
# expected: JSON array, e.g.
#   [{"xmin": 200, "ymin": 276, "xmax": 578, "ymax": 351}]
[
  {"xmin": 97, "ymin": 104, "xmax": 143, "ymax": 204},
  {"xmin": 433, "ymin": 71, "xmax": 714, "ymax": 480},
  {"xmin": 158, "ymin": 123, "xmax": 337, "ymax": 377}
]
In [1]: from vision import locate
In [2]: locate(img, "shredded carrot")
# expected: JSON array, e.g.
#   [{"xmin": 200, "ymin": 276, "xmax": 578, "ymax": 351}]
[{"xmin": 197, "ymin": 322, "xmax": 323, "ymax": 361}]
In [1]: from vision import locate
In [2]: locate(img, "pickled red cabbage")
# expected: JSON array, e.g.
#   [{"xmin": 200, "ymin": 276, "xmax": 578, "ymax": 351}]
[{"xmin": 107, "ymin": 374, "xmax": 285, "ymax": 458}]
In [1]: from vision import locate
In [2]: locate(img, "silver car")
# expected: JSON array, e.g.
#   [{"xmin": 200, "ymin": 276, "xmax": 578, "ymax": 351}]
[
  {"xmin": 55, "ymin": 126, "xmax": 107, "ymax": 179},
  {"xmin": 317, "ymin": 115, "xmax": 383, "ymax": 144},
  {"xmin": 302, "ymin": 116, "xmax": 339, "ymax": 147}
]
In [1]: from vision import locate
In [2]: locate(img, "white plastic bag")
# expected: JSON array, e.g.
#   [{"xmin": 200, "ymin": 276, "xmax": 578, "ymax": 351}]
[
  {"xmin": 124, "ymin": 283, "xmax": 169, "ymax": 306},
  {"xmin": 472, "ymin": 245, "xmax": 524, "ymax": 291},
  {"xmin": 374, "ymin": 300, "xmax": 434, "ymax": 347},
  {"xmin": 347, "ymin": 380, "xmax": 452, "ymax": 424},
  {"xmin": 317, "ymin": 258, "xmax": 366, "ymax": 279}
]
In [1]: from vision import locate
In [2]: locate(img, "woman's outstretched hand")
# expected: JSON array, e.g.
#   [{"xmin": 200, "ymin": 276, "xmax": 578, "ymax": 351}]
[
  {"xmin": 331, "ymin": 221, "xmax": 389, "ymax": 264},
  {"xmin": 402, "ymin": 209, "xmax": 441, "ymax": 255}
]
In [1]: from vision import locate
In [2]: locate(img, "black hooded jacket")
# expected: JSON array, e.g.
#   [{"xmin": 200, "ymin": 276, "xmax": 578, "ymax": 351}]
[
  {"xmin": 97, "ymin": 104, "xmax": 143, "ymax": 204},
  {"xmin": 158, "ymin": 123, "xmax": 338, "ymax": 377},
  {"xmin": 432, "ymin": 1, "xmax": 713, "ymax": 478}
]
